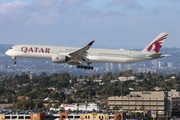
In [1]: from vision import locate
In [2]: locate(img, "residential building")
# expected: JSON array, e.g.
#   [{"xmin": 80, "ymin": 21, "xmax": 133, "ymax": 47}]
[{"xmin": 17, "ymin": 95, "xmax": 29, "ymax": 100}]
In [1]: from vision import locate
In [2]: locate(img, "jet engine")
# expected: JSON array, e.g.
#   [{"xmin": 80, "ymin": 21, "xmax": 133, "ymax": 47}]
[
  {"xmin": 67, "ymin": 60, "xmax": 80, "ymax": 65},
  {"xmin": 52, "ymin": 55, "xmax": 70, "ymax": 63}
]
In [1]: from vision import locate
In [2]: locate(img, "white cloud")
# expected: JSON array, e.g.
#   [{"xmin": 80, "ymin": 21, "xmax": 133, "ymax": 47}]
[{"xmin": 0, "ymin": 1, "xmax": 29, "ymax": 15}]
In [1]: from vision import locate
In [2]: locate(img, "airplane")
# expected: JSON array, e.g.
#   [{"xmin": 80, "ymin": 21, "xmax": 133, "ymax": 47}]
[{"xmin": 5, "ymin": 32, "xmax": 168, "ymax": 70}]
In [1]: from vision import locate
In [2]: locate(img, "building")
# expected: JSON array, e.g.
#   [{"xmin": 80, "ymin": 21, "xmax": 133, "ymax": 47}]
[
  {"xmin": 167, "ymin": 90, "xmax": 180, "ymax": 117},
  {"xmin": 0, "ymin": 112, "xmax": 126, "ymax": 120},
  {"xmin": 58, "ymin": 103, "xmax": 100, "ymax": 111},
  {"xmin": 17, "ymin": 95, "xmax": 30, "ymax": 100},
  {"xmin": 119, "ymin": 76, "xmax": 135, "ymax": 81},
  {"xmin": 79, "ymin": 112, "xmax": 109, "ymax": 120},
  {"xmin": 108, "ymin": 91, "xmax": 180, "ymax": 118}
]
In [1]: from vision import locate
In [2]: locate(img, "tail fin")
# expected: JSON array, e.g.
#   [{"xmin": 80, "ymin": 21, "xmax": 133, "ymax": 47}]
[{"xmin": 142, "ymin": 32, "xmax": 168, "ymax": 53}]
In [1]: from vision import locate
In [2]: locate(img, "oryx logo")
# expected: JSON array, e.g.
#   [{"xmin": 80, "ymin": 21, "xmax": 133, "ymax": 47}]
[{"xmin": 147, "ymin": 34, "xmax": 168, "ymax": 53}]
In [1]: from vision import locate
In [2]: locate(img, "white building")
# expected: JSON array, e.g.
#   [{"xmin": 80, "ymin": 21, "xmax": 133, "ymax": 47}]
[
  {"xmin": 119, "ymin": 76, "xmax": 135, "ymax": 81},
  {"xmin": 57, "ymin": 103, "xmax": 100, "ymax": 111},
  {"xmin": 167, "ymin": 62, "xmax": 173, "ymax": 68}
]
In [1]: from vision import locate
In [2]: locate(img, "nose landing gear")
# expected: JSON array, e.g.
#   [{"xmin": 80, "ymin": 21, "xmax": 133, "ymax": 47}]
[{"xmin": 12, "ymin": 57, "xmax": 16, "ymax": 64}]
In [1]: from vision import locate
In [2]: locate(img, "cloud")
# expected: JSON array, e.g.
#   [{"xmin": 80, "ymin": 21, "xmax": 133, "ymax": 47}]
[
  {"xmin": 0, "ymin": 1, "xmax": 28, "ymax": 15},
  {"xmin": 34, "ymin": 0, "xmax": 58, "ymax": 9},
  {"xmin": 0, "ymin": 0, "xmax": 128, "ymax": 26},
  {"xmin": 0, "ymin": 0, "xmax": 60, "ymax": 25},
  {"xmin": 60, "ymin": 0, "xmax": 89, "ymax": 8},
  {"xmin": 151, "ymin": 7, "xmax": 167, "ymax": 15},
  {"xmin": 0, "ymin": 1, "xmax": 30, "ymax": 25},
  {"xmin": 0, "ymin": 0, "xmax": 93, "ymax": 25},
  {"xmin": 0, "ymin": 0, "xmax": 180, "ymax": 47},
  {"xmin": 106, "ymin": 0, "xmax": 143, "ymax": 11}
]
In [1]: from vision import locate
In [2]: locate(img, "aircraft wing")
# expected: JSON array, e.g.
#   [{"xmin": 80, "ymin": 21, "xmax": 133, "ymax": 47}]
[{"xmin": 68, "ymin": 40, "xmax": 95, "ymax": 62}]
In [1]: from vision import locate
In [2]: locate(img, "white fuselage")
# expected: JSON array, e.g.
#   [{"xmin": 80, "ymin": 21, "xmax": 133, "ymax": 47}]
[{"xmin": 5, "ymin": 44, "xmax": 157, "ymax": 64}]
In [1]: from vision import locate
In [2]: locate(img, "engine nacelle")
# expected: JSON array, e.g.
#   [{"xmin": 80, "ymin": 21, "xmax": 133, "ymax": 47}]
[
  {"xmin": 52, "ymin": 55, "xmax": 70, "ymax": 63},
  {"xmin": 67, "ymin": 60, "xmax": 80, "ymax": 65}
]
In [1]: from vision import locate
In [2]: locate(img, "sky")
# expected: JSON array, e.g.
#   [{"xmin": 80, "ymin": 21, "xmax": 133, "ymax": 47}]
[{"xmin": 0, "ymin": 0, "xmax": 180, "ymax": 49}]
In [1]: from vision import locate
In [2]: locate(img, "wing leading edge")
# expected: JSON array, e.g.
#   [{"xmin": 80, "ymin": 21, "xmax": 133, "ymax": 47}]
[{"xmin": 68, "ymin": 40, "xmax": 95, "ymax": 63}]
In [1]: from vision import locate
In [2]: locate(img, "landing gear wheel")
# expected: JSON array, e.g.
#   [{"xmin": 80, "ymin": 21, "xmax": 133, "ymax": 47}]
[
  {"xmin": 90, "ymin": 66, "xmax": 93, "ymax": 69},
  {"xmin": 76, "ymin": 64, "xmax": 94, "ymax": 70},
  {"xmin": 12, "ymin": 57, "xmax": 17, "ymax": 64},
  {"xmin": 83, "ymin": 66, "xmax": 87, "ymax": 69}
]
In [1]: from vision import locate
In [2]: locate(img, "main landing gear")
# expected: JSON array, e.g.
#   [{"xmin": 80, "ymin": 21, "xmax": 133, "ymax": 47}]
[{"xmin": 76, "ymin": 65, "xmax": 93, "ymax": 69}]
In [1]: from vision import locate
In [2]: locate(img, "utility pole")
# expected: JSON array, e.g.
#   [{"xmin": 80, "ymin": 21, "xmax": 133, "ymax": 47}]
[{"xmin": 121, "ymin": 81, "xmax": 123, "ymax": 97}]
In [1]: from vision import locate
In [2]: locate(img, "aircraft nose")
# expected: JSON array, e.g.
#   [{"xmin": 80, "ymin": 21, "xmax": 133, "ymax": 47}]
[{"xmin": 5, "ymin": 50, "xmax": 11, "ymax": 56}]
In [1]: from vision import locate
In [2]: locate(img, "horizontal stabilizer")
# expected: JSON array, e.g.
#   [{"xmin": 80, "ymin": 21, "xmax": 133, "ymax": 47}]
[
  {"xmin": 147, "ymin": 53, "xmax": 163, "ymax": 58},
  {"xmin": 162, "ymin": 54, "xmax": 171, "ymax": 57}
]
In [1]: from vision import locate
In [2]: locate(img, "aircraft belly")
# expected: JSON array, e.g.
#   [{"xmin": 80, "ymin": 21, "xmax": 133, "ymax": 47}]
[{"xmin": 89, "ymin": 56, "xmax": 146, "ymax": 64}]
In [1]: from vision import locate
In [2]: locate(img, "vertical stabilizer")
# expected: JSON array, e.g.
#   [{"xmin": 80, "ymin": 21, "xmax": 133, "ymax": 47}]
[{"xmin": 142, "ymin": 32, "xmax": 168, "ymax": 53}]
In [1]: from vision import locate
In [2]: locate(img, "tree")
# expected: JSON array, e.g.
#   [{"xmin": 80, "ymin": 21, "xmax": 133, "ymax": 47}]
[
  {"xmin": 33, "ymin": 99, "xmax": 44, "ymax": 110},
  {"xmin": 135, "ymin": 72, "xmax": 144, "ymax": 79},
  {"xmin": 66, "ymin": 97, "xmax": 74, "ymax": 104},
  {"xmin": 113, "ymin": 105, "xmax": 119, "ymax": 112},
  {"xmin": 123, "ymin": 69, "xmax": 133, "ymax": 78},
  {"xmin": 91, "ymin": 74, "xmax": 100, "ymax": 80},
  {"xmin": 116, "ymin": 114, "xmax": 121, "ymax": 120},
  {"xmin": 76, "ymin": 102, "xmax": 80, "ymax": 113},
  {"xmin": 129, "ymin": 112, "xmax": 135, "ymax": 118},
  {"xmin": 54, "ymin": 102, "xmax": 60, "ymax": 108},
  {"xmin": 60, "ymin": 107, "xmax": 65, "ymax": 112},
  {"xmin": 15, "ymin": 100, "xmax": 32, "ymax": 110},
  {"xmin": 102, "ymin": 72, "xmax": 114, "ymax": 81},
  {"xmin": 85, "ymin": 102, "xmax": 88, "ymax": 111},
  {"xmin": 46, "ymin": 102, "xmax": 52, "ymax": 110},
  {"xmin": 104, "ymin": 105, "xmax": 110, "ymax": 112},
  {"xmin": 118, "ymin": 105, "xmax": 122, "ymax": 111},
  {"xmin": 0, "ymin": 87, "xmax": 5, "ymax": 95},
  {"xmin": 134, "ymin": 107, "xmax": 137, "ymax": 113},
  {"xmin": 16, "ymin": 85, "xmax": 32, "ymax": 96},
  {"xmin": 59, "ymin": 92, "xmax": 66, "ymax": 103},
  {"xmin": 68, "ymin": 109, "xmax": 72, "ymax": 113},
  {"xmin": 3, "ymin": 89, "xmax": 15, "ymax": 97},
  {"xmin": 135, "ymin": 112, "xmax": 141, "ymax": 118},
  {"xmin": 58, "ymin": 72, "xmax": 71, "ymax": 81},
  {"xmin": 140, "ymin": 104, "xmax": 145, "ymax": 111}
]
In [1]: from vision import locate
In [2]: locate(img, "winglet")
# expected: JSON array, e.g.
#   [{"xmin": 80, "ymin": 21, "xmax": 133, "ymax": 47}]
[{"xmin": 88, "ymin": 40, "xmax": 95, "ymax": 46}]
